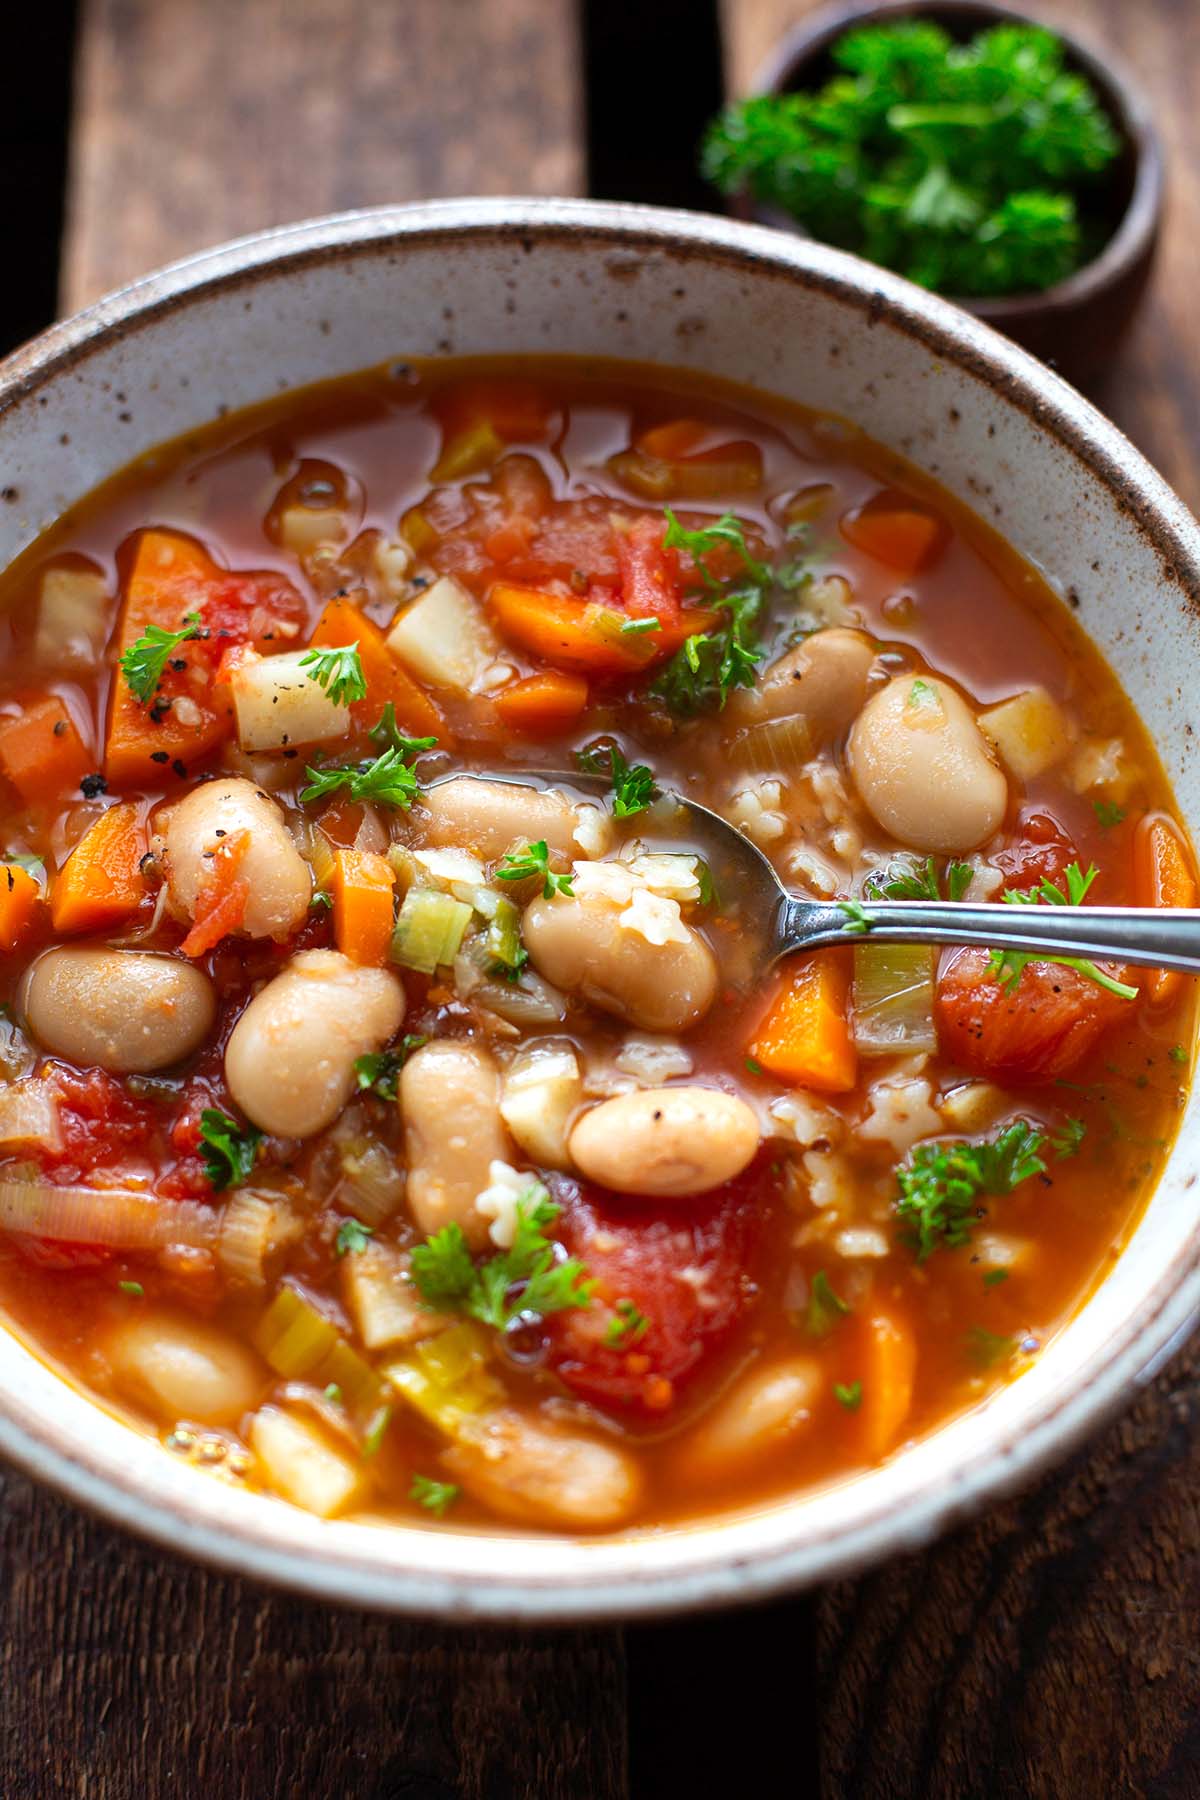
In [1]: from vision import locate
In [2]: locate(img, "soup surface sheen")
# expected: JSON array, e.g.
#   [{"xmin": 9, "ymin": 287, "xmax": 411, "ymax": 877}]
[{"xmin": 0, "ymin": 357, "xmax": 1190, "ymax": 1534}]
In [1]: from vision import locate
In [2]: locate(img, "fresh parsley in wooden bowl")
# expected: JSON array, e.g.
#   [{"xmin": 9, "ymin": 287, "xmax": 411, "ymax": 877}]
[{"xmin": 705, "ymin": 0, "xmax": 1162, "ymax": 378}]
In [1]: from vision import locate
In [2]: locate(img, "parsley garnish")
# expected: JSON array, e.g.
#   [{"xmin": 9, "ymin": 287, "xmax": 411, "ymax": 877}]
[
  {"xmin": 701, "ymin": 20, "xmax": 1119, "ymax": 298},
  {"xmin": 118, "ymin": 1280, "xmax": 144, "ymax": 1298},
  {"xmin": 650, "ymin": 585, "xmax": 765, "ymax": 717},
  {"xmin": 300, "ymin": 747, "xmax": 422, "ymax": 810},
  {"xmin": 410, "ymin": 1474, "xmax": 460, "ymax": 1516},
  {"xmin": 1169, "ymin": 1044, "xmax": 1188, "ymax": 1066},
  {"xmin": 895, "ymin": 1117, "xmax": 1082, "ymax": 1259},
  {"xmin": 839, "ymin": 898, "xmax": 872, "ymax": 935},
  {"xmin": 353, "ymin": 1035, "xmax": 428, "ymax": 1101},
  {"xmin": 368, "ymin": 701, "xmax": 438, "ymax": 760},
  {"xmin": 120, "ymin": 611, "xmax": 202, "ymax": 703},
  {"xmin": 495, "ymin": 840, "xmax": 574, "ymax": 898},
  {"xmin": 982, "ymin": 1268, "xmax": 1009, "ymax": 1289},
  {"xmin": 603, "ymin": 1299, "xmax": 650, "ymax": 1349},
  {"xmin": 198, "ymin": 1109, "xmax": 262, "ymax": 1192},
  {"xmin": 299, "ymin": 641, "xmax": 367, "ymax": 707},
  {"xmin": 609, "ymin": 746, "xmax": 656, "ymax": 818},
  {"xmin": 335, "ymin": 1217, "xmax": 374, "ymax": 1257},
  {"xmin": 867, "ymin": 854, "xmax": 972, "ymax": 902},
  {"xmin": 310, "ymin": 889, "xmax": 333, "ymax": 910},
  {"xmin": 662, "ymin": 508, "xmax": 770, "ymax": 589},
  {"xmin": 1093, "ymin": 799, "xmax": 1126, "ymax": 829},
  {"xmin": 987, "ymin": 861, "xmax": 1138, "ymax": 1000},
  {"xmin": 410, "ymin": 1191, "xmax": 594, "ymax": 1329},
  {"xmin": 323, "ymin": 1383, "xmax": 343, "ymax": 1404},
  {"xmin": 806, "ymin": 1269, "xmax": 851, "ymax": 1337},
  {"xmin": 620, "ymin": 617, "xmax": 661, "ymax": 636},
  {"xmin": 834, "ymin": 1380, "xmax": 862, "ymax": 1411},
  {"xmin": 362, "ymin": 1403, "xmax": 392, "ymax": 1458},
  {"xmin": 967, "ymin": 1326, "xmax": 1017, "ymax": 1369}
]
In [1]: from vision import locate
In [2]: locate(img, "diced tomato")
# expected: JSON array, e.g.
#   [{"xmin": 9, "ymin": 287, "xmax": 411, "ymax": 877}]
[
  {"xmin": 546, "ymin": 1168, "xmax": 771, "ymax": 1416},
  {"xmin": 615, "ymin": 514, "xmax": 684, "ymax": 626},
  {"xmin": 178, "ymin": 828, "xmax": 250, "ymax": 958},
  {"xmin": 936, "ymin": 946, "xmax": 1132, "ymax": 1081},
  {"xmin": 39, "ymin": 1067, "xmax": 160, "ymax": 1177},
  {"xmin": 14, "ymin": 1238, "xmax": 115, "ymax": 1272},
  {"xmin": 993, "ymin": 809, "xmax": 1079, "ymax": 893}
]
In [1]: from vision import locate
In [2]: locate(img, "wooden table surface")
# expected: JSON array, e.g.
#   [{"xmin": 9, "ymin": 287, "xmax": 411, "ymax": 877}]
[{"xmin": 2, "ymin": 1, "xmax": 1198, "ymax": 1794}]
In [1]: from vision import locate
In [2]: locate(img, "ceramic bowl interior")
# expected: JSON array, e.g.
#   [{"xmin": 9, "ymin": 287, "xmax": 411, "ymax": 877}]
[{"xmin": 0, "ymin": 199, "xmax": 1197, "ymax": 1619}]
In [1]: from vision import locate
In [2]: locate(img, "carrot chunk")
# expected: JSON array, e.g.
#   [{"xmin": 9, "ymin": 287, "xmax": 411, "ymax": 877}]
[
  {"xmin": 0, "ymin": 862, "xmax": 43, "ymax": 952},
  {"xmin": 0, "ymin": 697, "xmax": 91, "ymax": 805},
  {"xmin": 856, "ymin": 1310, "xmax": 917, "ymax": 1460},
  {"xmin": 841, "ymin": 492, "xmax": 946, "ymax": 575},
  {"xmin": 494, "ymin": 671, "xmax": 589, "ymax": 735},
  {"xmin": 749, "ymin": 952, "xmax": 857, "ymax": 1093},
  {"xmin": 488, "ymin": 583, "xmax": 719, "ymax": 676},
  {"xmin": 330, "ymin": 848, "xmax": 396, "ymax": 966},
  {"xmin": 308, "ymin": 596, "xmax": 445, "ymax": 743},
  {"xmin": 50, "ymin": 804, "xmax": 147, "ymax": 934},
  {"xmin": 1134, "ymin": 813, "xmax": 1198, "ymax": 1004}
]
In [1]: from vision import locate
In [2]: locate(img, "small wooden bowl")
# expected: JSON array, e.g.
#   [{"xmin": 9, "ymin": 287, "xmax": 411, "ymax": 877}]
[{"xmin": 731, "ymin": 0, "xmax": 1164, "ymax": 380}]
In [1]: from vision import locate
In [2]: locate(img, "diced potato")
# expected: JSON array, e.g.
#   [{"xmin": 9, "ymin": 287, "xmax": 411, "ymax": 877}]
[
  {"xmin": 385, "ymin": 575, "xmax": 500, "ymax": 693},
  {"xmin": 230, "ymin": 649, "xmax": 350, "ymax": 752},
  {"xmin": 938, "ymin": 1081, "xmax": 1008, "ymax": 1132},
  {"xmin": 499, "ymin": 1042, "xmax": 582, "ymax": 1169},
  {"xmin": 277, "ymin": 504, "xmax": 350, "ymax": 560},
  {"xmin": 35, "ymin": 566, "xmax": 108, "ymax": 669},
  {"xmin": 248, "ymin": 1404, "xmax": 368, "ymax": 1518},
  {"xmin": 1066, "ymin": 734, "xmax": 1139, "ymax": 803},
  {"xmin": 341, "ymin": 1241, "xmax": 438, "ymax": 1350},
  {"xmin": 980, "ymin": 687, "xmax": 1072, "ymax": 780}
]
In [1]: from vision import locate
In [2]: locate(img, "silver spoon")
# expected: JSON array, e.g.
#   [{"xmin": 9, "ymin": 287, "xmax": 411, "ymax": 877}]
[{"xmin": 464, "ymin": 771, "xmax": 1200, "ymax": 980}]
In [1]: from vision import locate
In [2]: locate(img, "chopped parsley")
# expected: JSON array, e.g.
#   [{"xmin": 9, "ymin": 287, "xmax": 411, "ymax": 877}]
[
  {"xmin": 867, "ymin": 854, "xmax": 972, "ymax": 902},
  {"xmin": 119, "ymin": 611, "xmax": 203, "ymax": 703},
  {"xmin": 895, "ymin": 1117, "xmax": 1083, "ymax": 1259},
  {"xmin": 335, "ymin": 1217, "xmax": 374, "ymax": 1257},
  {"xmin": 609, "ymin": 746, "xmax": 656, "ymax": 818},
  {"xmin": 300, "ymin": 746, "xmax": 422, "ymax": 809},
  {"xmin": 662, "ymin": 508, "xmax": 770, "ymax": 589},
  {"xmin": 298, "ymin": 641, "xmax": 367, "ymax": 707},
  {"xmin": 368, "ymin": 701, "xmax": 438, "ymax": 760},
  {"xmin": 362, "ymin": 1403, "xmax": 392, "ymax": 1458},
  {"xmin": 982, "ymin": 1268, "xmax": 1009, "ymax": 1289},
  {"xmin": 650, "ymin": 584, "xmax": 765, "ymax": 717},
  {"xmin": 495, "ymin": 840, "xmax": 575, "ymax": 898},
  {"xmin": 353, "ymin": 1035, "xmax": 428, "ymax": 1101},
  {"xmin": 310, "ymin": 889, "xmax": 333, "ymax": 911},
  {"xmin": 833, "ymin": 1380, "xmax": 863, "ymax": 1411},
  {"xmin": 701, "ymin": 20, "xmax": 1119, "ymax": 298},
  {"xmin": 620, "ymin": 617, "xmax": 661, "ymax": 636},
  {"xmin": 410, "ymin": 1190, "xmax": 594, "ymax": 1329},
  {"xmin": 806, "ymin": 1269, "xmax": 851, "ymax": 1337},
  {"xmin": 198, "ymin": 1109, "xmax": 262, "ymax": 1192},
  {"xmin": 323, "ymin": 1383, "xmax": 343, "ymax": 1404},
  {"xmin": 1169, "ymin": 1044, "xmax": 1188, "ymax": 1066},
  {"xmin": 1093, "ymin": 799, "xmax": 1126, "ymax": 829},
  {"xmin": 410, "ymin": 1474, "xmax": 460, "ymax": 1516},
  {"xmin": 118, "ymin": 1280, "xmax": 144, "ymax": 1298},
  {"xmin": 838, "ymin": 898, "xmax": 872, "ymax": 935},
  {"xmin": 745, "ymin": 1056, "xmax": 764, "ymax": 1076},
  {"xmin": 603, "ymin": 1299, "xmax": 650, "ymax": 1350},
  {"xmin": 967, "ymin": 1326, "xmax": 1017, "ymax": 1369},
  {"xmin": 987, "ymin": 861, "xmax": 1138, "ymax": 1000}
]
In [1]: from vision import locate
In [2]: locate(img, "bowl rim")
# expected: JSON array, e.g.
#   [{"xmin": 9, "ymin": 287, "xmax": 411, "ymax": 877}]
[
  {"xmin": 0, "ymin": 195, "xmax": 1198, "ymax": 1620},
  {"xmin": 739, "ymin": 0, "xmax": 1165, "ymax": 325}
]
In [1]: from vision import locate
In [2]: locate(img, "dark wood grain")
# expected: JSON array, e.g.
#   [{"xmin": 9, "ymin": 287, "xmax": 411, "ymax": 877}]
[
  {"xmin": 62, "ymin": 0, "xmax": 584, "ymax": 309},
  {"xmin": 718, "ymin": 2, "xmax": 1200, "ymax": 1793}
]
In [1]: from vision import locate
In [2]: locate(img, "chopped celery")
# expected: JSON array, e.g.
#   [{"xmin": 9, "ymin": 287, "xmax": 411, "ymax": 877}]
[
  {"xmin": 852, "ymin": 942, "xmax": 938, "ymax": 1055},
  {"xmin": 389, "ymin": 887, "xmax": 473, "ymax": 974},
  {"xmin": 484, "ymin": 896, "xmax": 525, "ymax": 975},
  {"xmin": 584, "ymin": 603, "xmax": 658, "ymax": 666},
  {"xmin": 254, "ymin": 1282, "xmax": 385, "ymax": 1415},
  {"xmin": 307, "ymin": 826, "xmax": 337, "ymax": 891},
  {"xmin": 431, "ymin": 419, "xmax": 504, "ymax": 484},
  {"xmin": 384, "ymin": 1321, "xmax": 502, "ymax": 1436}
]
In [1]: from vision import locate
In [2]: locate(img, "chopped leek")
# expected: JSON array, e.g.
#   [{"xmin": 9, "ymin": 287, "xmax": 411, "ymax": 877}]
[
  {"xmin": 389, "ymin": 887, "xmax": 473, "ymax": 974},
  {"xmin": 483, "ymin": 896, "xmax": 526, "ymax": 978},
  {"xmin": 0, "ymin": 1178, "xmax": 216, "ymax": 1249},
  {"xmin": 852, "ymin": 942, "xmax": 938, "ymax": 1055},
  {"xmin": 254, "ymin": 1282, "xmax": 385, "ymax": 1416},
  {"xmin": 726, "ymin": 714, "xmax": 813, "ymax": 777}
]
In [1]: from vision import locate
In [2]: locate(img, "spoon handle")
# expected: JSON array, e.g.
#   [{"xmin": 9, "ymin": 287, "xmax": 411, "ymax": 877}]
[{"xmin": 782, "ymin": 898, "xmax": 1200, "ymax": 975}]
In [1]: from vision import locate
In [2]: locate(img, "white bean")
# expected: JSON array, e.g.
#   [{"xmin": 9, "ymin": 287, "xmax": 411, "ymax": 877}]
[
  {"xmin": 740, "ymin": 627, "xmax": 876, "ymax": 741},
  {"xmin": 224, "ymin": 949, "xmax": 405, "ymax": 1138},
  {"xmin": 848, "ymin": 674, "xmax": 1007, "ymax": 852},
  {"xmin": 523, "ymin": 893, "xmax": 718, "ymax": 1032},
  {"xmin": 159, "ymin": 776, "xmax": 311, "ymax": 942},
  {"xmin": 400, "ymin": 1039, "xmax": 512, "ymax": 1250},
  {"xmin": 443, "ymin": 1407, "xmax": 643, "ymax": 1530},
  {"xmin": 417, "ymin": 776, "xmax": 611, "ymax": 861},
  {"xmin": 20, "ymin": 946, "xmax": 215, "ymax": 1072},
  {"xmin": 105, "ymin": 1310, "xmax": 263, "ymax": 1426},
  {"xmin": 678, "ymin": 1358, "xmax": 822, "ymax": 1479},
  {"xmin": 568, "ymin": 1086, "xmax": 760, "ymax": 1197}
]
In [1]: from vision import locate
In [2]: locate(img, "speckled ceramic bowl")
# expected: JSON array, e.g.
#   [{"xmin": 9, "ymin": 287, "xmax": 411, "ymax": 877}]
[{"xmin": 0, "ymin": 199, "xmax": 1196, "ymax": 1619}]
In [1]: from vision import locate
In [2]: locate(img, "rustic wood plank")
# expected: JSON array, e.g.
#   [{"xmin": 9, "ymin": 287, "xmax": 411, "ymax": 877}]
[
  {"xmin": 0, "ymin": 1465, "xmax": 629, "ymax": 1800},
  {"xmin": 718, "ymin": 2, "xmax": 1200, "ymax": 1792},
  {"xmin": 62, "ymin": 0, "xmax": 584, "ymax": 309}
]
